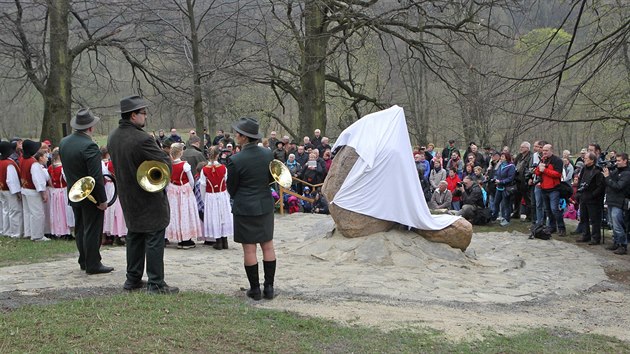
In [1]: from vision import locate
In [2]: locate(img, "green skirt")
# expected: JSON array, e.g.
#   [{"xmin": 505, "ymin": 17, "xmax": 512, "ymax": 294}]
[{"xmin": 233, "ymin": 212, "xmax": 274, "ymax": 244}]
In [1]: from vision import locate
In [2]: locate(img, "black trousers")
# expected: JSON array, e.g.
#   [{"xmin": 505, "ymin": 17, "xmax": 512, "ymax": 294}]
[
  {"xmin": 580, "ymin": 202, "xmax": 603, "ymax": 241},
  {"xmin": 126, "ymin": 228, "xmax": 166, "ymax": 287},
  {"xmin": 72, "ymin": 205, "xmax": 104, "ymax": 272},
  {"xmin": 513, "ymin": 181, "xmax": 531, "ymax": 218}
]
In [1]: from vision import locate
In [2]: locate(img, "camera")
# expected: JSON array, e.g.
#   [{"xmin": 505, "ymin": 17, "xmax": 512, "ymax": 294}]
[
  {"xmin": 596, "ymin": 160, "xmax": 615, "ymax": 170},
  {"xmin": 456, "ymin": 182, "xmax": 463, "ymax": 187},
  {"xmin": 577, "ymin": 182, "xmax": 589, "ymax": 193}
]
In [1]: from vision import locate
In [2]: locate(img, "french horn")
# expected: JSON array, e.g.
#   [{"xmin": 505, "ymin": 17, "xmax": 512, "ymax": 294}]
[
  {"xmin": 137, "ymin": 160, "xmax": 170, "ymax": 192},
  {"xmin": 68, "ymin": 174, "xmax": 117, "ymax": 206},
  {"xmin": 269, "ymin": 159, "xmax": 293, "ymax": 189}
]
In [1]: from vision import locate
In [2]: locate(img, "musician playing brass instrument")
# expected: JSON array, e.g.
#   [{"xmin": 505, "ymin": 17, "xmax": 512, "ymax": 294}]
[
  {"xmin": 59, "ymin": 108, "xmax": 113, "ymax": 274},
  {"xmin": 108, "ymin": 95, "xmax": 179, "ymax": 294}
]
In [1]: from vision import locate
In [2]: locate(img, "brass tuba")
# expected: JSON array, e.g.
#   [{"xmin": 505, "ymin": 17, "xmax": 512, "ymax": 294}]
[
  {"xmin": 137, "ymin": 160, "xmax": 170, "ymax": 192},
  {"xmin": 68, "ymin": 174, "xmax": 117, "ymax": 206},
  {"xmin": 269, "ymin": 159, "xmax": 293, "ymax": 189}
]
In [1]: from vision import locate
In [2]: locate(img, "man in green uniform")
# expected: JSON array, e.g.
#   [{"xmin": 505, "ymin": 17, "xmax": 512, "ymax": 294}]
[
  {"xmin": 108, "ymin": 95, "xmax": 179, "ymax": 294},
  {"xmin": 59, "ymin": 108, "xmax": 112, "ymax": 274}
]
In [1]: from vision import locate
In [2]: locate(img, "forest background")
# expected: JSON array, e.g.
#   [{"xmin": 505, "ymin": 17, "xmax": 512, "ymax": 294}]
[{"xmin": 0, "ymin": 0, "xmax": 628, "ymax": 153}]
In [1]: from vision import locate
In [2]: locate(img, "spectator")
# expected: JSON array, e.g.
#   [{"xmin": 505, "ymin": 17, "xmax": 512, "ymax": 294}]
[
  {"xmin": 169, "ymin": 128, "xmax": 182, "ymax": 143},
  {"xmin": 469, "ymin": 144, "xmax": 486, "ymax": 168},
  {"xmin": 426, "ymin": 143, "xmax": 436, "ymax": 158},
  {"xmin": 445, "ymin": 167, "xmax": 462, "ymax": 211},
  {"xmin": 602, "ymin": 152, "xmax": 630, "ymax": 254},
  {"xmin": 301, "ymin": 152, "xmax": 324, "ymax": 185},
  {"xmin": 318, "ymin": 137, "xmax": 332, "ymax": 156},
  {"xmin": 287, "ymin": 141, "xmax": 298, "ymax": 156},
  {"xmin": 312, "ymin": 189, "xmax": 329, "ymax": 214},
  {"xmin": 322, "ymin": 150, "xmax": 333, "ymax": 176},
  {"xmin": 273, "ymin": 141, "xmax": 287, "ymax": 162},
  {"xmin": 462, "ymin": 162, "xmax": 475, "ymax": 179},
  {"xmin": 219, "ymin": 133, "xmax": 235, "ymax": 148},
  {"xmin": 512, "ymin": 142, "xmax": 532, "ymax": 221},
  {"xmin": 311, "ymin": 129, "xmax": 322, "ymax": 148},
  {"xmin": 295, "ymin": 145, "xmax": 309, "ymax": 167},
  {"xmin": 429, "ymin": 159, "xmax": 447, "ymax": 191},
  {"xmin": 472, "ymin": 165, "xmax": 485, "ymax": 184},
  {"xmin": 415, "ymin": 153, "xmax": 430, "ymax": 182},
  {"xmin": 451, "ymin": 175, "xmax": 485, "ymax": 222},
  {"xmin": 575, "ymin": 152, "xmax": 606, "ymax": 244},
  {"xmin": 491, "ymin": 152, "xmax": 516, "ymax": 227},
  {"xmin": 446, "ymin": 152, "xmax": 464, "ymax": 177},
  {"xmin": 562, "ymin": 157, "xmax": 574, "ymax": 183},
  {"xmin": 428, "ymin": 180, "xmax": 452, "ymax": 210},
  {"xmin": 575, "ymin": 148, "xmax": 587, "ymax": 167},
  {"xmin": 485, "ymin": 152, "xmax": 501, "ymax": 215},
  {"xmin": 534, "ymin": 143, "xmax": 566, "ymax": 236},
  {"xmin": 441, "ymin": 139, "xmax": 459, "ymax": 166},
  {"xmin": 301, "ymin": 186, "xmax": 315, "ymax": 213},
  {"xmin": 268, "ymin": 131, "xmax": 279, "ymax": 149},
  {"xmin": 181, "ymin": 136, "xmax": 206, "ymax": 171},
  {"xmin": 212, "ymin": 129, "xmax": 224, "ymax": 146},
  {"xmin": 303, "ymin": 136, "xmax": 315, "ymax": 150}
]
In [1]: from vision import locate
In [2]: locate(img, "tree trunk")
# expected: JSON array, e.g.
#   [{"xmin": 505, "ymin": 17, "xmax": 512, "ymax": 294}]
[
  {"xmin": 299, "ymin": 0, "xmax": 328, "ymax": 139},
  {"xmin": 186, "ymin": 0, "xmax": 204, "ymax": 136},
  {"xmin": 41, "ymin": 0, "xmax": 71, "ymax": 144}
]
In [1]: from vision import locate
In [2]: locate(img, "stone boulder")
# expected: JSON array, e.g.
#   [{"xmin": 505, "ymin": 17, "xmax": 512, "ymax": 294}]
[
  {"xmin": 322, "ymin": 146, "xmax": 395, "ymax": 238},
  {"xmin": 413, "ymin": 218, "xmax": 473, "ymax": 251},
  {"xmin": 322, "ymin": 145, "xmax": 473, "ymax": 251}
]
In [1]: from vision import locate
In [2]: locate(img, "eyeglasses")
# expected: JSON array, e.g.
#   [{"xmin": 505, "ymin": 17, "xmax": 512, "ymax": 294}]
[{"xmin": 137, "ymin": 111, "xmax": 147, "ymax": 116}]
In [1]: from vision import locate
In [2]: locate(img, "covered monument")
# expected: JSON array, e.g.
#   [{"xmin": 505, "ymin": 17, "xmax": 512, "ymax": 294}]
[{"xmin": 321, "ymin": 105, "xmax": 472, "ymax": 250}]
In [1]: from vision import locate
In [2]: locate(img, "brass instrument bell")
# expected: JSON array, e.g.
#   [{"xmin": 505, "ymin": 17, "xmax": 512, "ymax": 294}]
[
  {"xmin": 269, "ymin": 159, "xmax": 293, "ymax": 189},
  {"xmin": 69, "ymin": 176, "xmax": 97, "ymax": 204},
  {"xmin": 137, "ymin": 160, "xmax": 170, "ymax": 192}
]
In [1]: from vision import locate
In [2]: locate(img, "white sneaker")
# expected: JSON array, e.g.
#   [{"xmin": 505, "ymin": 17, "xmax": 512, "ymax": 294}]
[{"xmin": 33, "ymin": 236, "xmax": 51, "ymax": 242}]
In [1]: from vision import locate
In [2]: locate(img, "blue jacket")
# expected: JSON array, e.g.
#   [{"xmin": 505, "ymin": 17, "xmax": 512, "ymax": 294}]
[{"xmin": 494, "ymin": 162, "xmax": 516, "ymax": 190}]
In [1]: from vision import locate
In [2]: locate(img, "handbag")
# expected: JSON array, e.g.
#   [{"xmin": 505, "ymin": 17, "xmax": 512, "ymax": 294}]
[{"xmin": 504, "ymin": 183, "xmax": 518, "ymax": 196}]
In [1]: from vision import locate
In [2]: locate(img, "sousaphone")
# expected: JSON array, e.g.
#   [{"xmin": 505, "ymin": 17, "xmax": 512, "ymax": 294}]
[
  {"xmin": 137, "ymin": 160, "xmax": 170, "ymax": 192},
  {"xmin": 68, "ymin": 174, "xmax": 117, "ymax": 206},
  {"xmin": 269, "ymin": 159, "xmax": 292, "ymax": 189}
]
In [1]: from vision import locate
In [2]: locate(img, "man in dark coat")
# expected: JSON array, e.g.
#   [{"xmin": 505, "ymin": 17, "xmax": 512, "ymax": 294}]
[
  {"xmin": 59, "ymin": 108, "xmax": 112, "ymax": 274},
  {"xmin": 181, "ymin": 135, "xmax": 206, "ymax": 170},
  {"xmin": 227, "ymin": 117, "xmax": 277, "ymax": 301},
  {"xmin": 108, "ymin": 95, "xmax": 179, "ymax": 294}
]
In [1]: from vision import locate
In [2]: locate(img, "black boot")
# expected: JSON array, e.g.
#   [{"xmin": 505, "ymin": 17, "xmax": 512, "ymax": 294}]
[
  {"xmin": 614, "ymin": 245, "xmax": 627, "ymax": 255},
  {"xmin": 222, "ymin": 237, "xmax": 228, "ymax": 250},
  {"xmin": 213, "ymin": 238, "xmax": 223, "ymax": 250},
  {"xmin": 244, "ymin": 264, "xmax": 262, "ymax": 300},
  {"xmin": 606, "ymin": 243, "xmax": 619, "ymax": 251},
  {"xmin": 263, "ymin": 260, "xmax": 276, "ymax": 300}
]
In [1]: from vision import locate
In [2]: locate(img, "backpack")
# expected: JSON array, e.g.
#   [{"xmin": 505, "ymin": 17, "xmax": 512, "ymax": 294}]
[
  {"xmin": 556, "ymin": 181, "xmax": 573, "ymax": 200},
  {"xmin": 530, "ymin": 224, "xmax": 551, "ymax": 240}
]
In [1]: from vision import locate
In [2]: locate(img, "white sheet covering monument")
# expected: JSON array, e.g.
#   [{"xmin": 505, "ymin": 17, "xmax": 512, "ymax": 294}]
[{"xmin": 322, "ymin": 105, "xmax": 472, "ymax": 250}]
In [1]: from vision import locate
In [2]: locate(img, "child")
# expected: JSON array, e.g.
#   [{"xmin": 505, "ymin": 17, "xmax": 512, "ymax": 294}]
[
  {"xmin": 166, "ymin": 143, "xmax": 202, "ymax": 249},
  {"xmin": 47, "ymin": 148, "xmax": 71, "ymax": 239},
  {"xmin": 200, "ymin": 146, "xmax": 233, "ymax": 250},
  {"xmin": 101, "ymin": 146, "xmax": 127, "ymax": 246}
]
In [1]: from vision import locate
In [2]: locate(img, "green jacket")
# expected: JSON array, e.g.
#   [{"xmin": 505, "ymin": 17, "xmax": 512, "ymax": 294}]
[
  {"xmin": 227, "ymin": 143, "xmax": 274, "ymax": 216},
  {"xmin": 59, "ymin": 131, "xmax": 107, "ymax": 207}
]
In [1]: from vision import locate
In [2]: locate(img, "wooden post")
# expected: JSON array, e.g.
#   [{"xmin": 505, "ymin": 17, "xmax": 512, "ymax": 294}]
[{"xmin": 279, "ymin": 187, "xmax": 284, "ymax": 215}]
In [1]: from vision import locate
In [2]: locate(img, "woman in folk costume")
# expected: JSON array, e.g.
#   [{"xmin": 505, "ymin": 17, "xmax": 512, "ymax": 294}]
[
  {"xmin": 166, "ymin": 143, "xmax": 202, "ymax": 249},
  {"xmin": 0, "ymin": 141, "xmax": 23, "ymax": 238},
  {"xmin": 200, "ymin": 146, "xmax": 233, "ymax": 250},
  {"xmin": 47, "ymin": 148, "xmax": 72, "ymax": 238},
  {"xmin": 100, "ymin": 146, "xmax": 127, "ymax": 246},
  {"xmin": 20, "ymin": 140, "xmax": 49, "ymax": 241}
]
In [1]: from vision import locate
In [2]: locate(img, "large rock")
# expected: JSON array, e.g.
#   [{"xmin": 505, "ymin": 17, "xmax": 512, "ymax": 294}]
[
  {"xmin": 322, "ymin": 146, "xmax": 472, "ymax": 251},
  {"xmin": 322, "ymin": 146, "xmax": 395, "ymax": 238},
  {"xmin": 413, "ymin": 218, "xmax": 473, "ymax": 251}
]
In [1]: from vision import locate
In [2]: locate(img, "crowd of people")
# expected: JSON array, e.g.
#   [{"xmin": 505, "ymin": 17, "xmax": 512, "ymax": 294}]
[
  {"xmin": 418, "ymin": 140, "xmax": 629, "ymax": 254},
  {"xmin": 1, "ymin": 110, "xmax": 629, "ymax": 298}
]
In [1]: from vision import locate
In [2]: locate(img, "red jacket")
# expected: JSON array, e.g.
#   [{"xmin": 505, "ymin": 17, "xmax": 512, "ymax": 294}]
[{"xmin": 534, "ymin": 155, "xmax": 563, "ymax": 190}]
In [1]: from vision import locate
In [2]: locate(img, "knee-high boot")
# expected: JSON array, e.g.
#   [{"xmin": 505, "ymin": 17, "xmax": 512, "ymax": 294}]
[
  {"xmin": 244, "ymin": 263, "xmax": 261, "ymax": 300},
  {"xmin": 263, "ymin": 260, "xmax": 276, "ymax": 300}
]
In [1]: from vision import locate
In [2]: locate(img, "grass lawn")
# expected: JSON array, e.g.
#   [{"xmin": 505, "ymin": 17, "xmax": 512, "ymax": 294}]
[
  {"xmin": 0, "ymin": 292, "xmax": 628, "ymax": 353},
  {"xmin": 0, "ymin": 237, "xmax": 77, "ymax": 268}
]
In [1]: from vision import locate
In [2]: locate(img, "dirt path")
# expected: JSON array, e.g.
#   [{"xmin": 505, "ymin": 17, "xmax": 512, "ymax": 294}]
[{"xmin": 1, "ymin": 214, "xmax": 629, "ymax": 342}]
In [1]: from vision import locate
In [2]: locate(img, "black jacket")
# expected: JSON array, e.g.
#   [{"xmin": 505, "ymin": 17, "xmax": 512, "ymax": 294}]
[
  {"xmin": 604, "ymin": 165, "xmax": 630, "ymax": 208},
  {"xmin": 108, "ymin": 120, "xmax": 172, "ymax": 232},
  {"xmin": 454, "ymin": 183, "xmax": 485, "ymax": 208},
  {"xmin": 577, "ymin": 164, "xmax": 605, "ymax": 205}
]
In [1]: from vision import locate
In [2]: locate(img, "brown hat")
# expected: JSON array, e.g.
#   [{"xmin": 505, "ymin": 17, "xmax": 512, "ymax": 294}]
[
  {"xmin": 71, "ymin": 108, "xmax": 100, "ymax": 130},
  {"xmin": 232, "ymin": 117, "xmax": 262, "ymax": 139},
  {"xmin": 117, "ymin": 95, "xmax": 148, "ymax": 114}
]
